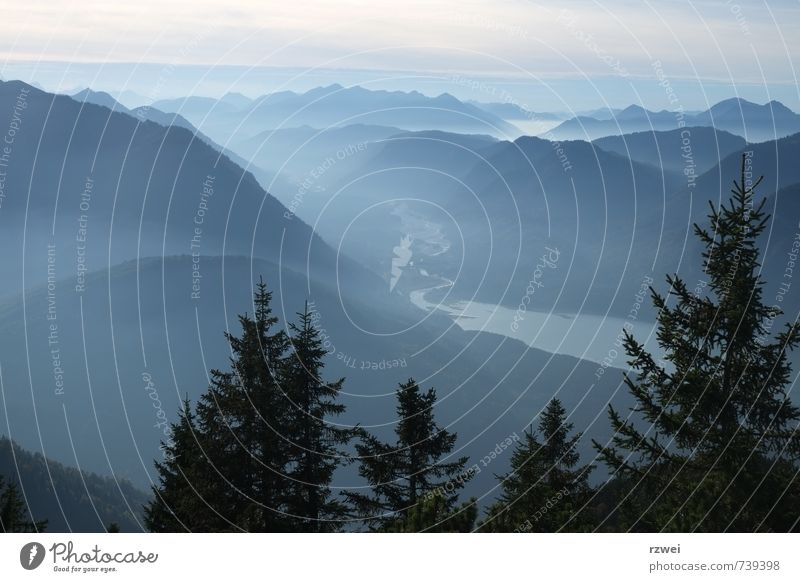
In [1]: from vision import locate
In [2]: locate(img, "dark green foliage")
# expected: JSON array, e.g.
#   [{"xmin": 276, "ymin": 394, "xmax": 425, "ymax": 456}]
[
  {"xmin": 0, "ymin": 436, "xmax": 145, "ymax": 532},
  {"xmin": 383, "ymin": 496, "xmax": 478, "ymax": 532},
  {"xmin": 483, "ymin": 399, "xmax": 593, "ymax": 532},
  {"xmin": 283, "ymin": 303, "xmax": 355, "ymax": 531},
  {"xmin": 144, "ymin": 399, "xmax": 229, "ymax": 532},
  {"xmin": 145, "ymin": 281, "xmax": 353, "ymax": 532},
  {"xmin": 594, "ymin": 156, "xmax": 800, "ymax": 531},
  {"xmin": 193, "ymin": 279, "xmax": 294, "ymax": 532},
  {"xmin": 142, "ymin": 161, "xmax": 800, "ymax": 534},
  {"xmin": 0, "ymin": 475, "xmax": 46, "ymax": 532},
  {"xmin": 346, "ymin": 378, "xmax": 471, "ymax": 531}
]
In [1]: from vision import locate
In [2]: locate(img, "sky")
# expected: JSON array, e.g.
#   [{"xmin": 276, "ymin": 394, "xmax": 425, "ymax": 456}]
[{"xmin": 1, "ymin": 0, "xmax": 798, "ymax": 111}]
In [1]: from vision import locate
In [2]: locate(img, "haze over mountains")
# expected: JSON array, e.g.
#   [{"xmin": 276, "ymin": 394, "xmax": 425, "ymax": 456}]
[
  {"xmin": 151, "ymin": 84, "xmax": 521, "ymax": 143},
  {"xmin": 130, "ymin": 83, "xmax": 800, "ymax": 144},
  {"xmin": 0, "ymin": 80, "xmax": 628, "ymax": 520},
  {"xmin": 547, "ymin": 98, "xmax": 800, "ymax": 142},
  {"xmin": 3, "ymin": 77, "xmax": 800, "ymax": 530},
  {"xmin": 211, "ymin": 88, "xmax": 800, "ymax": 321}
]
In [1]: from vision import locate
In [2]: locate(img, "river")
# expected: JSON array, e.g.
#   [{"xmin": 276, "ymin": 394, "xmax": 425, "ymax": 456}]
[{"xmin": 397, "ymin": 204, "xmax": 660, "ymax": 366}]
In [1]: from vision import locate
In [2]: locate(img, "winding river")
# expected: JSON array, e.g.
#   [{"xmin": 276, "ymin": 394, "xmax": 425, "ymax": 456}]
[{"xmin": 396, "ymin": 204, "xmax": 660, "ymax": 366}]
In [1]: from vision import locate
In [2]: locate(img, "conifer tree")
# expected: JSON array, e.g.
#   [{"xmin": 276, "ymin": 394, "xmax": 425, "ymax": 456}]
[
  {"xmin": 347, "ymin": 378, "xmax": 471, "ymax": 531},
  {"xmin": 484, "ymin": 398, "xmax": 593, "ymax": 532},
  {"xmin": 147, "ymin": 280, "xmax": 295, "ymax": 532},
  {"xmin": 595, "ymin": 156, "xmax": 800, "ymax": 531},
  {"xmin": 0, "ymin": 476, "xmax": 46, "ymax": 532},
  {"xmin": 282, "ymin": 302, "xmax": 354, "ymax": 531},
  {"xmin": 146, "ymin": 280, "xmax": 360, "ymax": 532},
  {"xmin": 194, "ymin": 279, "xmax": 292, "ymax": 531},
  {"xmin": 144, "ymin": 398, "xmax": 227, "ymax": 531},
  {"xmin": 383, "ymin": 496, "xmax": 478, "ymax": 532}
]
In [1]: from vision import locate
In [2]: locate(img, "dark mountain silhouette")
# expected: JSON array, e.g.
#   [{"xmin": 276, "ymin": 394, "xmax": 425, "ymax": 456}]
[
  {"xmin": 72, "ymin": 88, "xmax": 128, "ymax": 112},
  {"xmin": 71, "ymin": 87, "xmax": 217, "ymax": 144},
  {"xmin": 1, "ymin": 436, "xmax": 148, "ymax": 532},
  {"xmin": 593, "ymin": 127, "xmax": 746, "ymax": 174},
  {"xmin": 437, "ymin": 136, "xmax": 682, "ymax": 314},
  {"xmin": 447, "ymin": 130, "xmax": 800, "ymax": 318},
  {"xmin": 0, "ymin": 80, "xmax": 378, "ymax": 300},
  {"xmin": 596, "ymin": 131, "xmax": 800, "ymax": 328},
  {"xmin": 545, "ymin": 107, "xmax": 675, "ymax": 141},
  {"xmin": 677, "ymin": 131, "xmax": 800, "ymax": 223},
  {"xmin": 692, "ymin": 98, "xmax": 800, "ymax": 141}
]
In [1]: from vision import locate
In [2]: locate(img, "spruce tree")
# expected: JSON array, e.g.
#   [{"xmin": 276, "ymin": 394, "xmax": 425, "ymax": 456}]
[
  {"xmin": 484, "ymin": 398, "xmax": 593, "ymax": 532},
  {"xmin": 144, "ymin": 398, "xmax": 227, "ymax": 531},
  {"xmin": 595, "ymin": 156, "xmax": 800, "ymax": 531},
  {"xmin": 282, "ymin": 302, "xmax": 354, "ymax": 531},
  {"xmin": 382, "ymin": 496, "xmax": 478, "ymax": 532},
  {"xmin": 146, "ymin": 280, "xmax": 361, "ymax": 532},
  {"xmin": 347, "ymin": 378, "xmax": 471, "ymax": 531},
  {"xmin": 0, "ymin": 477, "xmax": 46, "ymax": 532},
  {"xmin": 147, "ymin": 280, "xmax": 295, "ymax": 531},
  {"xmin": 194, "ymin": 279, "xmax": 292, "ymax": 531}
]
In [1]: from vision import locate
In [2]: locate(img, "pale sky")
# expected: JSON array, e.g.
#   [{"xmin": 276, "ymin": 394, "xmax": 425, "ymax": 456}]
[{"xmin": 2, "ymin": 0, "xmax": 799, "ymax": 110}]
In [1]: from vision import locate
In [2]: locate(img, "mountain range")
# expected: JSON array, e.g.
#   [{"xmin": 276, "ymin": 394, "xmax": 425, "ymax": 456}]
[
  {"xmin": 547, "ymin": 98, "xmax": 800, "ymax": 142},
  {"xmin": 3, "ymin": 78, "xmax": 800, "ymax": 530},
  {"xmin": 0, "ymin": 436, "xmax": 148, "ymax": 532},
  {"xmin": 152, "ymin": 84, "xmax": 521, "ymax": 143},
  {"xmin": 0, "ymin": 81, "xmax": 632, "ymax": 520}
]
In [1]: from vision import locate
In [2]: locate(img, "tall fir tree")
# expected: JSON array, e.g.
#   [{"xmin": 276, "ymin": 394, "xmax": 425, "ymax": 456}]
[
  {"xmin": 144, "ymin": 398, "xmax": 229, "ymax": 531},
  {"xmin": 146, "ymin": 280, "xmax": 359, "ymax": 532},
  {"xmin": 595, "ymin": 156, "xmax": 800, "ymax": 532},
  {"xmin": 484, "ymin": 398, "xmax": 593, "ymax": 532},
  {"xmin": 147, "ymin": 280, "xmax": 294, "ymax": 531},
  {"xmin": 0, "ymin": 476, "xmax": 46, "ymax": 532},
  {"xmin": 347, "ymin": 378, "xmax": 471, "ymax": 531},
  {"xmin": 282, "ymin": 302, "xmax": 354, "ymax": 531},
  {"xmin": 194, "ymin": 278, "xmax": 292, "ymax": 531}
]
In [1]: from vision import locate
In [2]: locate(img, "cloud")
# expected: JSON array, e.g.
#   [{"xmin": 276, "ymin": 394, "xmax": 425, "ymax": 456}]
[{"xmin": 1, "ymin": 0, "xmax": 797, "ymax": 108}]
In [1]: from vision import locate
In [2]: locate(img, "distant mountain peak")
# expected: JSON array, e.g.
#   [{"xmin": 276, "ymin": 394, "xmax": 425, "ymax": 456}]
[
  {"xmin": 302, "ymin": 84, "xmax": 345, "ymax": 99},
  {"xmin": 705, "ymin": 97, "xmax": 798, "ymax": 121},
  {"xmin": 617, "ymin": 104, "xmax": 653, "ymax": 120},
  {"xmin": 707, "ymin": 97, "xmax": 763, "ymax": 114},
  {"xmin": 70, "ymin": 88, "xmax": 130, "ymax": 112},
  {"xmin": 220, "ymin": 91, "xmax": 252, "ymax": 109},
  {"xmin": 765, "ymin": 99, "xmax": 795, "ymax": 114},
  {"xmin": 434, "ymin": 92, "xmax": 462, "ymax": 105},
  {"xmin": 713, "ymin": 96, "xmax": 755, "ymax": 106}
]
